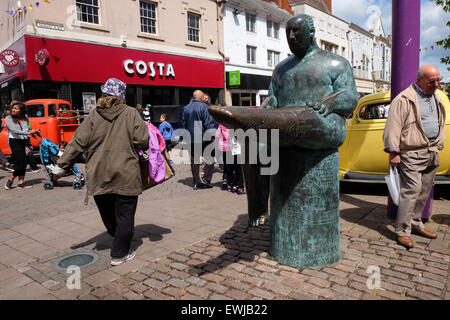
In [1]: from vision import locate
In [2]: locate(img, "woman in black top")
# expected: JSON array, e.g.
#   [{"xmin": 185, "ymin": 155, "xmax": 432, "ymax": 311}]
[{"xmin": 4, "ymin": 101, "xmax": 38, "ymax": 189}]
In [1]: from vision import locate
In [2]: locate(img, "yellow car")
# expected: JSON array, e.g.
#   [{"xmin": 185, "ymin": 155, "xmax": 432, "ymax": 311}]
[{"xmin": 339, "ymin": 89, "xmax": 450, "ymax": 183}]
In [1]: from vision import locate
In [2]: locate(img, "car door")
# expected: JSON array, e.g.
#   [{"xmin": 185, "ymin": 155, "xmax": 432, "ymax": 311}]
[{"xmin": 342, "ymin": 101, "xmax": 389, "ymax": 176}]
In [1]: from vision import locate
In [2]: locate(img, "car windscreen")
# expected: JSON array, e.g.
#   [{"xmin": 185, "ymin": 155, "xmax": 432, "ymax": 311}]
[{"xmin": 26, "ymin": 104, "xmax": 45, "ymax": 118}]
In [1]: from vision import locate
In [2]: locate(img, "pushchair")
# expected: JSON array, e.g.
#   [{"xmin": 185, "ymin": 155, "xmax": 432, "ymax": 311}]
[{"xmin": 31, "ymin": 131, "xmax": 85, "ymax": 190}]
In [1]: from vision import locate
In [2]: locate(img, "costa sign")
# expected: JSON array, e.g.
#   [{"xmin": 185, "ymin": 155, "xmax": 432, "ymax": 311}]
[
  {"xmin": 123, "ymin": 59, "xmax": 175, "ymax": 78},
  {"xmin": 0, "ymin": 50, "xmax": 20, "ymax": 67}
]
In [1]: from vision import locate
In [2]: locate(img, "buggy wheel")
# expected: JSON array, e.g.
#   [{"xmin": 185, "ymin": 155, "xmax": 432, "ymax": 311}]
[
  {"xmin": 73, "ymin": 182, "xmax": 82, "ymax": 190},
  {"xmin": 44, "ymin": 183, "xmax": 53, "ymax": 190}
]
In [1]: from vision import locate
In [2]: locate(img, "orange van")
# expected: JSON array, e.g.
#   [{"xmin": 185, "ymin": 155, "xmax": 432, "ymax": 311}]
[{"xmin": 0, "ymin": 99, "xmax": 82, "ymax": 156}]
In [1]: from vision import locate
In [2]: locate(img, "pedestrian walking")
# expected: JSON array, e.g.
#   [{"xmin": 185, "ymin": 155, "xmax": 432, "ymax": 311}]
[
  {"xmin": 4, "ymin": 101, "xmax": 39, "ymax": 189},
  {"xmin": 54, "ymin": 78, "xmax": 149, "ymax": 266},
  {"xmin": 181, "ymin": 90, "xmax": 218, "ymax": 190},
  {"xmin": 383, "ymin": 64, "xmax": 445, "ymax": 249},
  {"xmin": 0, "ymin": 113, "xmax": 13, "ymax": 172},
  {"xmin": 158, "ymin": 113, "xmax": 173, "ymax": 163},
  {"xmin": 215, "ymin": 124, "xmax": 231, "ymax": 190},
  {"xmin": 142, "ymin": 104, "xmax": 151, "ymax": 122}
]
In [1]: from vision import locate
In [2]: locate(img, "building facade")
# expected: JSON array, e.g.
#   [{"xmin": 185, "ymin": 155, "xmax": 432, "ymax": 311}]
[
  {"xmin": 0, "ymin": 0, "xmax": 226, "ymax": 119},
  {"xmin": 286, "ymin": 0, "xmax": 391, "ymax": 97},
  {"xmin": 289, "ymin": 0, "xmax": 349, "ymax": 60},
  {"xmin": 223, "ymin": 0, "xmax": 292, "ymax": 106}
]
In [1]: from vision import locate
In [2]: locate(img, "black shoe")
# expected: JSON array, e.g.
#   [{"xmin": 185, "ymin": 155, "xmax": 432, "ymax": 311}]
[
  {"xmin": 221, "ymin": 181, "xmax": 228, "ymax": 190},
  {"xmin": 5, "ymin": 179, "xmax": 13, "ymax": 190},
  {"xmin": 201, "ymin": 178, "xmax": 213, "ymax": 188},
  {"xmin": 193, "ymin": 182, "xmax": 208, "ymax": 190}
]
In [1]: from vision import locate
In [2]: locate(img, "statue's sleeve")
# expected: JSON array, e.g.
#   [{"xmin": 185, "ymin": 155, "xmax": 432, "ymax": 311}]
[{"xmin": 332, "ymin": 61, "xmax": 358, "ymax": 117}]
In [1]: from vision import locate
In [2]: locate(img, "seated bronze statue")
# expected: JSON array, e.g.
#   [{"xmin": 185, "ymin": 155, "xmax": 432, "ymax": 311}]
[{"xmin": 209, "ymin": 14, "xmax": 357, "ymax": 268}]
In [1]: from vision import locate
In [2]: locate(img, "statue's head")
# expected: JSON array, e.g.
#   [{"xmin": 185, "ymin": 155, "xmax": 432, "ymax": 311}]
[{"xmin": 286, "ymin": 14, "xmax": 315, "ymax": 56}]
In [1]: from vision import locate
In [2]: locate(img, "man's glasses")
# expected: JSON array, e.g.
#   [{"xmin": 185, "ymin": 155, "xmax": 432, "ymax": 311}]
[{"xmin": 427, "ymin": 76, "xmax": 443, "ymax": 85}]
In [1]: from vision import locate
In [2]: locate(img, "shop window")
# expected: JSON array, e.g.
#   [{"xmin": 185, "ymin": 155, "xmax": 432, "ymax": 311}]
[
  {"xmin": 140, "ymin": 1, "xmax": 157, "ymax": 34},
  {"xmin": 187, "ymin": 12, "xmax": 200, "ymax": 43},
  {"xmin": 76, "ymin": 0, "xmax": 99, "ymax": 24},
  {"xmin": 246, "ymin": 13, "xmax": 255, "ymax": 32},
  {"xmin": 27, "ymin": 104, "xmax": 45, "ymax": 118}
]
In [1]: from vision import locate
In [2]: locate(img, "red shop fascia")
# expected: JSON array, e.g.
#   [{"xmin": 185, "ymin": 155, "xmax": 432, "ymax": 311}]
[{"xmin": 0, "ymin": 35, "xmax": 225, "ymax": 108}]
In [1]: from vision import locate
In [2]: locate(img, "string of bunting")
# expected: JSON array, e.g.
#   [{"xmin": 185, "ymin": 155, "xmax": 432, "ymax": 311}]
[
  {"xmin": 420, "ymin": 42, "xmax": 443, "ymax": 52},
  {"xmin": 4, "ymin": 0, "xmax": 52, "ymax": 17},
  {"xmin": 353, "ymin": 41, "xmax": 443, "ymax": 64}
]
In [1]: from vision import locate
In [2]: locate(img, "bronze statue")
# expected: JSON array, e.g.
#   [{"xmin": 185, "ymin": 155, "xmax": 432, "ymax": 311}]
[{"xmin": 209, "ymin": 14, "xmax": 357, "ymax": 267}]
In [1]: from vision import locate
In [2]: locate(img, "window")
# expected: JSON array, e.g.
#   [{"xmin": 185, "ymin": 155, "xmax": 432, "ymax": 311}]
[
  {"xmin": 267, "ymin": 20, "xmax": 272, "ymax": 37},
  {"xmin": 140, "ymin": 1, "xmax": 157, "ymax": 34},
  {"xmin": 27, "ymin": 105, "xmax": 45, "ymax": 118},
  {"xmin": 273, "ymin": 22, "xmax": 279, "ymax": 39},
  {"xmin": 48, "ymin": 104, "xmax": 57, "ymax": 117},
  {"xmin": 76, "ymin": 0, "xmax": 99, "ymax": 24},
  {"xmin": 187, "ymin": 12, "xmax": 200, "ymax": 42},
  {"xmin": 246, "ymin": 13, "xmax": 255, "ymax": 32},
  {"xmin": 267, "ymin": 50, "xmax": 280, "ymax": 67},
  {"xmin": 247, "ymin": 46, "xmax": 256, "ymax": 64},
  {"xmin": 267, "ymin": 20, "xmax": 280, "ymax": 39}
]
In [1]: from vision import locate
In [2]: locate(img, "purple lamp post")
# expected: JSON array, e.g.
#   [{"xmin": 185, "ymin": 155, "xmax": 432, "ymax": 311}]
[
  {"xmin": 388, "ymin": 1, "xmax": 433, "ymax": 221},
  {"xmin": 391, "ymin": 0, "xmax": 421, "ymax": 99}
]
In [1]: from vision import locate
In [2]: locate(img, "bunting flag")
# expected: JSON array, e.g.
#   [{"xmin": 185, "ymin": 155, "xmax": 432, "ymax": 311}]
[{"xmin": 4, "ymin": 1, "xmax": 48, "ymax": 17}]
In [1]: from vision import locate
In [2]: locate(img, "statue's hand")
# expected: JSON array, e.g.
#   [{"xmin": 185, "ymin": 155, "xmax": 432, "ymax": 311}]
[{"xmin": 307, "ymin": 101, "xmax": 334, "ymax": 117}]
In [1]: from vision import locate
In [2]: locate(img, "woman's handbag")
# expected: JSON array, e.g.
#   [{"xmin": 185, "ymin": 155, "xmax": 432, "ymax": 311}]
[{"xmin": 141, "ymin": 151, "xmax": 175, "ymax": 190}]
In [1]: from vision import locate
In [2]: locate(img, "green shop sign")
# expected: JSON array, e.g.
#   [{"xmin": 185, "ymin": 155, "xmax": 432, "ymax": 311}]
[{"xmin": 229, "ymin": 70, "xmax": 240, "ymax": 86}]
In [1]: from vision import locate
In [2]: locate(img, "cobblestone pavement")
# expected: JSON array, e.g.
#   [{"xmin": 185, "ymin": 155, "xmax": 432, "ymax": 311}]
[{"xmin": 0, "ymin": 160, "xmax": 449, "ymax": 300}]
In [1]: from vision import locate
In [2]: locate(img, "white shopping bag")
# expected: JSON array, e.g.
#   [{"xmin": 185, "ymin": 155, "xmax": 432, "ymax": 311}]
[
  {"xmin": 231, "ymin": 137, "xmax": 241, "ymax": 156},
  {"xmin": 385, "ymin": 165, "xmax": 400, "ymax": 206}
]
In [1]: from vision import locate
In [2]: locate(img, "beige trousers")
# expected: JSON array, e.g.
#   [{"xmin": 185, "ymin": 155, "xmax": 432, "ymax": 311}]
[{"xmin": 396, "ymin": 149, "xmax": 439, "ymax": 237}]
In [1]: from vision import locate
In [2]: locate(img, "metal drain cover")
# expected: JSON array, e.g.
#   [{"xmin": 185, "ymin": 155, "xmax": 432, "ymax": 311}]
[{"xmin": 52, "ymin": 252, "xmax": 100, "ymax": 273}]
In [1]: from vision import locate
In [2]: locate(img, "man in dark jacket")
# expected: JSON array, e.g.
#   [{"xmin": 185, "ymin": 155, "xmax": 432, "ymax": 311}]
[
  {"xmin": 55, "ymin": 78, "xmax": 149, "ymax": 266},
  {"xmin": 181, "ymin": 90, "xmax": 218, "ymax": 189}
]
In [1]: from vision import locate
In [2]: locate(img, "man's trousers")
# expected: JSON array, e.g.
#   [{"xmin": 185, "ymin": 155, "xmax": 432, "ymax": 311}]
[{"xmin": 396, "ymin": 150, "xmax": 439, "ymax": 237}]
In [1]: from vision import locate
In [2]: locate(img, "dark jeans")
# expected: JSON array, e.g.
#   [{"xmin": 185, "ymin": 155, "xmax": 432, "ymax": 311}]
[
  {"xmin": 189, "ymin": 142, "xmax": 215, "ymax": 185},
  {"xmin": 0, "ymin": 148, "xmax": 8, "ymax": 166},
  {"xmin": 9, "ymin": 138, "xmax": 28, "ymax": 177},
  {"xmin": 225, "ymin": 153, "xmax": 244, "ymax": 188},
  {"xmin": 94, "ymin": 194, "xmax": 138, "ymax": 258}
]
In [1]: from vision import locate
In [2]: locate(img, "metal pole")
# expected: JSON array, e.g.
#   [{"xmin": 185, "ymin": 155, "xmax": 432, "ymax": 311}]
[{"xmin": 391, "ymin": 0, "xmax": 421, "ymax": 99}]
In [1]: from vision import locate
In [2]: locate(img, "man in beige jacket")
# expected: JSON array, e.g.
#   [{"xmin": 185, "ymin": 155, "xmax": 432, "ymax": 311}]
[{"xmin": 383, "ymin": 65, "xmax": 445, "ymax": 249}]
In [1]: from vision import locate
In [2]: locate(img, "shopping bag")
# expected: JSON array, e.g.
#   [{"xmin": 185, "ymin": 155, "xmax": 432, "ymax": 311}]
[
  {"xmin": 141, "ymin": 151, "xmax": 175, "ymax": 190},
  {"xmin": 385, "ymin": 165, "xmax": 400, "ymax": 206}
]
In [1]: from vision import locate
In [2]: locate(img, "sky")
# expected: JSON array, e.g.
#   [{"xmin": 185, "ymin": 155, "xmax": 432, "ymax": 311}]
[{"xmin": 333, "ymin": 0, "xmax": 450, "ymax": 81}]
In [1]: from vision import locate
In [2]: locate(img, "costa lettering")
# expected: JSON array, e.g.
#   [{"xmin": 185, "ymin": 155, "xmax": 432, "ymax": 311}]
[{"xmin": 123, "ymin": 59, "xmax": 175, "ymax": 78}]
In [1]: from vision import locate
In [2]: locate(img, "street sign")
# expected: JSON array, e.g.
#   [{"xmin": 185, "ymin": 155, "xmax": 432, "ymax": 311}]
[{"xmin": 229, "ymin": 70, "xmax": 240, "ymax": 86}]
